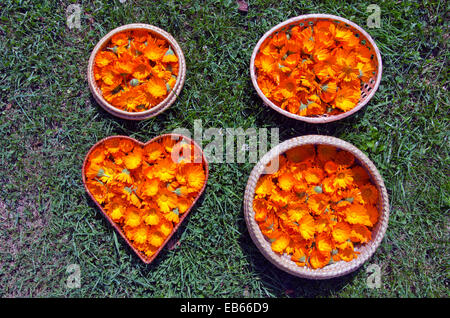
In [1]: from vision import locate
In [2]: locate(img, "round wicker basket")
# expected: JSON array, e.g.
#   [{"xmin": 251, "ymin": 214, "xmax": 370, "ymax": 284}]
[
  {"xmin": 243, "ymin": 135, "xmax": 389, "ymax": 279},
  {"xmin": 250, "ymin": 14, "xmax": 383, "ymax": 124},
  {"xmin": 87, "ymin": 24, "xmax": 186, "ymax": 121},
  {"xmin": 82, "ymin": 134, "xmax": 209, "ymax": 264}
]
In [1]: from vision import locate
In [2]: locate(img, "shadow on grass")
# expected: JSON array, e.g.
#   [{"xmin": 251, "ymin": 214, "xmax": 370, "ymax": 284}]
[
  {"xmin": 236, "ymin": 208, "xmax": 361, "ymax": 298},
  {"xmin": 247, "ymin": 83, "xmax": 369, "ymax": 142}
]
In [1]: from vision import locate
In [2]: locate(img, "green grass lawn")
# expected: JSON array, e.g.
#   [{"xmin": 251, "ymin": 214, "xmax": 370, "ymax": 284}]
[{"xmin": 0, "ymin": 0, "xmax": 448, "ymax": 297}]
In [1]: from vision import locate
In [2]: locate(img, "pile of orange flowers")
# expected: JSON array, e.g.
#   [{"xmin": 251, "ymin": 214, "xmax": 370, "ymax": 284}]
[
  {"xmin": 253, "ymin": 144, "xmax": 379, "ymax": 269},
  {"xmin": 94, "ymin": 30, "xmax": 179, "ymax": 112},
  {"xmin": 255, "ymin": 21, "xmax": 376, "ymax": 117},
  {"xmin": 84, "ymin": 137, "xmax": 206, "ymax": 258}
]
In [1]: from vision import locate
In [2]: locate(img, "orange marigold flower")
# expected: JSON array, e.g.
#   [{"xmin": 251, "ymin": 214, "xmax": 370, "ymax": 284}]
[
  {"xmin": 350, "ymin": 224, "xmax": 372, "ymax": 243},
  {"xmin": 298, "ymin": 214, "xmax": 316, "ymax": 240},
  {"xmin": 95, "ymin": 51, "xmax": 117, "ymax": 67},
  {"xmin": 277, "ymin": 172, "xmax": 296, "ymax": 191},
  {"xmin": 148, "ymin": 230, "xmax": 165, "ymax": 247},
  {"xmin": 317, "ymin": 145, "xmax": 338, "ymax": 163},
  {"xmin": 183, "ymin": 164, "xmax": 206, "ymax": 193},
  {"xmin": 255, "ymin": 175, "xmax": 275, "ymax": 197},
  {"xmin": 153, "ymin": 157, "xmax": 177, "ymax": 182},
  {"xmin": 155, "ymin": 188, "xmax": 178, "ymax": 213},
  {"xmin": 309, "ymin": 248, "xmax": 331, "ymax": 269},
  {"xmin": 303, "ymin": 167, "xmax": 324, "ymax": 184},
  {"xmin": 271, "ymin": 232, "xmax": 291, "ymax": 254},
  {"xmin": 344, "ymin": 203, "xmax": 372, "ymax": 226},
  {"xmin": 332, "ymin": 167, "xmax": 354, "ymax": 189},
  {"xmin": 143, "ymin": 208, "xmax": 162, "ymax": 226},
  {"xmin": 360, "ymin": 183, "xmax": 379, "ymax": 205},
  {"xmin": 332, "ymin": 222, "xmax": 352, "ymax": 243},
  {"xmin": 285, "ymin": 145, "xmax": 315, "ymax": 163},
  {"xmin": 123, "ymin": 146, "xmax": 143, "ymax": 170},
  {"xmin": 124, "ymin": 206, "xmax": 142, "ymax": 228},
  {"xmin": 315, "ymin": 232, "xmax": 333, "ymax": 253}
]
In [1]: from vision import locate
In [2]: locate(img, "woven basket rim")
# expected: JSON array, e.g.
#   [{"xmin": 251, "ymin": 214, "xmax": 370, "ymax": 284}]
[
  {"xmin": 87, "ymin": 23, "xmax": 186, "ymax": 120},
  {"xmin": 81, "ymin": 133, "xmax": 209, "ymax": 264},
  {"xmin": 243, "ymin": 135, "xmax": 389, "ymax": 279},
  {"xmin": 249, "ymin": 14, "xmax": 383, "ymax": 124}
]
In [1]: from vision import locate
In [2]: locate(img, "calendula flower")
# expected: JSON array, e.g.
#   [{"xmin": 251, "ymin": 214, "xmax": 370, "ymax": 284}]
[
  {"xmin": 350, "ymin": 224, "xmax": 372, "ymax": 243},
  {"xmin": 366, "ymin": 204, "xmax": 379, "ymax": 226},
  {"xmin": 86, "ymin": 180, "xmax": 108, "ymax": 204},
  {"xmin": 111, "ymin": 32, "xmax": 130, "ymax": 47},
  {"xmin": 360, "ymin": 183, "xmax": 379, "ymax": 205},
  {"xmin": 177, "ymin": 197, "xmax": 193, "ymax": 214},
  {"xmin": 287, "ymin": 204, "xmax": 309, "ymax": 223},
  {"xmin": 122, "ymin": 186, "xmax": 142, "ymax": 208},
  {"xmin": 323, "ymin": 160, "xmax": 338, "ymax": 175},
  {"xmin": 309, "ymin": 248, "xmax": 331, "ymax": 269},
  {"xmin": 148, "ymin": 230, "xmax": 165, "ymax": 247},
  {"xmin": 163, "ymin": 208, "xmax": 180, "ymax": 223},
  {"xmin": 140, "ymin": 178, "xmax": 160, "ymax": 198},
  {"xmin": 285, "ymin": 145, "xmax": 315, "ymax": 163},
  {"xmin": 157, "ymin": 219, "xmax": 173, "ymax": 237},
  {"xmin": 89, "ymin": 146, "xmax": 106, "ymax": 164},
  {"xmin": 118, "ymin": 139, "xmax": 134, "ymax": 153},
  {"xmin": 277, "ymin": 172, "xmax": 296, "ymax": 191},
  {"xmin": 143, "ymin": 208, "xmax": 162, "ymax": 226},
  {"xmin": 153, "ymin": 157, "xmax": 177, "ymax": 182},
  {"xmin": 155, "ymin": 188, "xmax": 178, "ymax": 213},
  {"xmin": 255, "ymin": 175, "xmax": 275, "ymax": 197},
  {"xmin": 143, "ymin": 41, "xmax": 167, "ymax": 61},
  {"xmin": 334, "ymin": 84, "xmax": 361, "ymax": 112},
  {"xmin": 183, "ymin": 164, "xmax": 206, "ymax": 193},
  {"xmin": 131, "ymin": 225, "xmax": 151, "ymax": 245},
  {"xmin": 351, "ymin": 166, "xmax": 370, "ymax": 186},
  {"xmin": 332, "ymin": 222, "xmax": 352, "ymax": 243},
  {"xmin": 344, "ymin": 203, "xmax": 372, "ymax": 226},
  {"xmin": 95, "ymin": 51, "xmax": 117, "ymax": 67},
  {"xmin": 332, "ymin": 167, "xmax": 354, "ymax": 189},
  {"xmin": 298, "ymin": 214, "xmax": 316, "ymax": 240},
  {"xmin": 337, "ymin": 241, "xmax": 356, "ymax": 262},
  {"xmin": 315, "ymin": 232, "xmax": 333, "ymax": 253},
  {"xmin": 335, "ymin": 150, "xmax": 355, "ymax": 167},
  {"xmin": 254, "ymin": 198, "xmax": 270, "ymax": 222},
  {"xmin": 271, "ymin": 232, "xmax": 291, "ymax": 254},
  {"xmin": 113, "ymin": 168, "xmax": 133, "ymax": 184},
  {"xmin": 307, "ymin": 193, "xmax": 329, "ymax": 215},
  {"xmin": 106, "ymin": 200, "xmax": 126, "ymax": 222},
  {"xmin": 123, "ymin": 147, "xmax": 143, "ymax": 170},
  {"xmin": 124, "ymin": 207, "xmax": 142, "ymax": 227},
  {"xmin": 303, "ymin": 167, "xmax": 324, "ymax": 184},
  {"xmin": 317, "ymin": 145, "xmax": 338, "ymax": 163}
]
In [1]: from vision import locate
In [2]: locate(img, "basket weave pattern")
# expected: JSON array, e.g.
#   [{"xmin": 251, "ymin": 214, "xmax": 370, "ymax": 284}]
[
  {"xmin": 87, "ymin": 24, "xmax": 186, "ymax": 121},
  {"xmin": 250, "ymin": 14, "xmax": 383, "ymax": 124},
  {"xmin": 243, "ymin": 135, "xmax": 389, "ymax": 279}
]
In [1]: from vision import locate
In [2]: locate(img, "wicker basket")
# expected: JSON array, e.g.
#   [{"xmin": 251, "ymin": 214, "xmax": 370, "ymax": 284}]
[
  {"xmin": 87, "ymin": 24, "xmax": 186, "ymax": 120},
  {"xmin": 82, "ymin": 134, "xmax": 209, "ymax": 264},
  {"xmin": 250, "ymin": 14, "xmax": 382, "ymax": 124},
  {"xmin": 243, "ymin": 135, "xmax": 389, "ymax": 279}
]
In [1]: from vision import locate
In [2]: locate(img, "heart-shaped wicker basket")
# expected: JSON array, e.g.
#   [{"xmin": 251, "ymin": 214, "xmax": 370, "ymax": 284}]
[
  {"xmin": 82, "ymin": 134, "xmax": 209, "ymax": 264},
  {"xmin": 87, "ymin": 23, "xmax": 186, "ymax": 120},
  {"xmin": 243, "ymin": 135, "xmax": 389, "ymax": 279},
  {"xmin": 250, "ymin": 14, "xmax": 382, "ymax": 124}
]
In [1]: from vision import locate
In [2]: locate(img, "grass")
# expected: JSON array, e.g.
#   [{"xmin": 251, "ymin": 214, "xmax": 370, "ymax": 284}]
[{"xmin": 0, "ymin": 0, "xmax": 448, "ymax": 298}]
